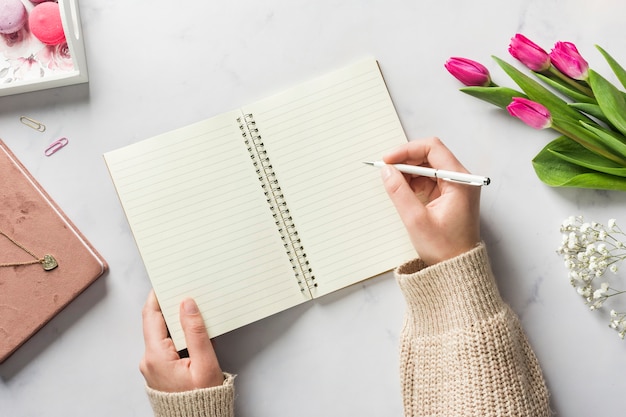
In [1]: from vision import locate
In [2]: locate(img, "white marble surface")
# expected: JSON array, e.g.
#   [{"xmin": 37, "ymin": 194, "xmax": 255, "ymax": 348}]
[{"xmin": 2, "ymin": 0, "xmax": 626, "ymax": 415}]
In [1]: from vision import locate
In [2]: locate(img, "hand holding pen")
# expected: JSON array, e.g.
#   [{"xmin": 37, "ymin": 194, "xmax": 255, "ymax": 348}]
[
  {"xmin": 376, "ymin": 138, "xmax": 482, "ymax": 266},
  {"xmin": 364, "ymin": 161, "xmax": 490, "ymax": 186}
]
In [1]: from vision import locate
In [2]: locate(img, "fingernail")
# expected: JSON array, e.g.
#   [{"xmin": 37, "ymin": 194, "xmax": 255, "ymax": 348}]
[
  {"xmin": 381, "ymin": 165, "xmax": 393, "ymax": 181},
  {"xmin": 183, "ymin": 298, "xmax": 199, "ymax": 314}
]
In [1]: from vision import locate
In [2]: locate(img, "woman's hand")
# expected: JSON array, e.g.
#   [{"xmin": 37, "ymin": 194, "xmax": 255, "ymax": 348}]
[
  {"xmin": 380, "ymin": 137, "xmax": 481, "ymax": 265},
  {"xmin": 139, "ymin": 291, "xmax": 225, "ymax": 392}
]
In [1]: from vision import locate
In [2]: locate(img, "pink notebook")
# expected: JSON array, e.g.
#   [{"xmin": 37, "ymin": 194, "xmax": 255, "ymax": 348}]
[{"xmin": 0, "ymin": 140, "xmax": 108, "ymax": 363}]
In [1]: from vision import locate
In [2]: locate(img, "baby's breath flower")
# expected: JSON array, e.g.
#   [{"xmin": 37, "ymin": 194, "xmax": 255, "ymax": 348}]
[
  {"xmin": 558, "ymin": 215, "xmax": 626, "ymax": 339},
  {"xmin": 594, "ymin": 282, "xmax": 609, "ymax": 297},
  {"xmin": 608, "ymin": 309, "xmax": 626, "ymax": 339}
]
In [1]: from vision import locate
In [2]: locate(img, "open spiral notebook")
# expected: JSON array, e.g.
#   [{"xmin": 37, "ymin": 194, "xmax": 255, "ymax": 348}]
[{"xmin": 104, "ymin": 59, "xmax": 415, "ymax": 350}]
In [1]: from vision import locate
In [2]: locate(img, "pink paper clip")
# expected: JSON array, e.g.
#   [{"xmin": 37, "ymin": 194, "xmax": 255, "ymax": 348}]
[{"xmin": 44, "ymin": 137, "xmax": 69, "ymax": 156}]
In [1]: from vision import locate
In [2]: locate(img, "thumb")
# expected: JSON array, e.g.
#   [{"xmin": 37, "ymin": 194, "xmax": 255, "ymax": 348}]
[
  {"xmin": 180, "ymin": 298, "xmax": 225, "ymax": 388},
  {"xmin": 381, "ymin": 165, "xmax": 426, "ymax": 231},
  {"xmin": 180, "ymin": 299, "xmax": 216, "ymax": 364}
]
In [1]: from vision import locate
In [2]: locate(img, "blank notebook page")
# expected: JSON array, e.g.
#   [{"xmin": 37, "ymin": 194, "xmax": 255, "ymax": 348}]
[
  {"xmin": 243, "ymin": 59, "xmax": 415, "ymax": 296},
  {"xmin": 104, "ymin": 110, "xmax": 307, "ymax": 349}
]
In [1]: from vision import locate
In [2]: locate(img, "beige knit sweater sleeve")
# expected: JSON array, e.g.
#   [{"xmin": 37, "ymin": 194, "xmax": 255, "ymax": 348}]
[
  {"xmin": 145, "ymin": 373, "xmax": 235, "ymax": 417},
  {"xmin": 394, "ymin": 243, "xmax": 551, "ymax": 416}
]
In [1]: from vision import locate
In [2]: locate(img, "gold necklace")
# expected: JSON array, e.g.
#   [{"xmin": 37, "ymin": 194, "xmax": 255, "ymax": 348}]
[{"xmin": 0, "ymin": 230, "xmax": 58, "ymax": 271}]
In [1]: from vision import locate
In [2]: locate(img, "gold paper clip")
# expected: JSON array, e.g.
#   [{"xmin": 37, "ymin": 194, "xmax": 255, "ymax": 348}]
[
  {"xmin": 44, "ymin": 137, "xmax": 69, "ymax": 156},
  {"xmin": 19, "ymin": 116, "xmax": 46, "ymax": 132}
]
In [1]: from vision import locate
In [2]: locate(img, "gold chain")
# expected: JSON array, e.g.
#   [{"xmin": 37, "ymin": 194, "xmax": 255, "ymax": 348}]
[{"xmin": 0, "ymin": 230, "xmax": 58, "ymax": 271}]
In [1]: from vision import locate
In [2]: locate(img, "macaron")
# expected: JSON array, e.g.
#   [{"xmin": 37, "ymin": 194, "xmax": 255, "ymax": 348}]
[
  {"xmin": 29, "ymin": 2, "xmax": 66, "ymax": 45},
  {"xmin": 0, "ymin": 0, "xmax": 28, "ymax": 35},
  {"xmin": 30, "ymin": 0, "xmax": 53, "ymax": 3}
]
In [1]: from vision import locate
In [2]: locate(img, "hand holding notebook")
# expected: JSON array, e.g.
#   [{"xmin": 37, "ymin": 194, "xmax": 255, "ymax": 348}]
[{"xmin": 105, "ymin": 59, "xmax": 415, "ymax": 350}]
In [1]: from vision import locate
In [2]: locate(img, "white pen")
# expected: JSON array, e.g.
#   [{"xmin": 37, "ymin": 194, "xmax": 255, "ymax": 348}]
[{"xmin": 363, "ymin": 161, "xmax": 491, "ymax": 186}]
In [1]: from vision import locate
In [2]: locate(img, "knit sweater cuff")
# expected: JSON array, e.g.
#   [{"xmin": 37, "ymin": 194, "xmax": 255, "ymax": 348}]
[
  {"xmin": 395, "ymin": 243, "xmax": 505, "ymax": 336},
  {"xmin": 145, "ymin": 373, "xmax": 235, "ymax": 417}
]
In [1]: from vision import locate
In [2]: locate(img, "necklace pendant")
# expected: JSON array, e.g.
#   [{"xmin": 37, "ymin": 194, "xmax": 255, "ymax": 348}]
[{"xmin": 41, "ymin": 254, "xmax": 58, "ymax": 271}]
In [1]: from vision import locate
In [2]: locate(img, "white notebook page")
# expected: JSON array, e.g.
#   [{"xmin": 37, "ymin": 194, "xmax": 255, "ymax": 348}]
[
  {"xmin": 104, "ymin": 110, "xmax": 307, "ymax": 349},
  {"xmin": 243, "ymin": 59, "xmax": 415, "ymax": 296}
]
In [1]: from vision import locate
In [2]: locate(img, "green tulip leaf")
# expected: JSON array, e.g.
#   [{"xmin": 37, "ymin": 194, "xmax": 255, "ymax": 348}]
[
  {"xmin": 532, "ymin": 136, "xmax": 626, "ymax": 190},
  {"xmin": 551, "ymin": 116, "xmax": 626, "ymax": 165},
  {"xmin": 460, "ymin": 86, "xmax": 526, "ymax": 109},
  {"xmin": 535, "ymin": 73, "xmax": 596, "ymax": 104},
  {"xmin": 492, "ymin": 56, "xmax": 593, "ymax": 124},
  {"xmin": 569, "ymin": 102, "xmax": 613, "ymax": 126},
  {"xmin": 548, "ymin": 148, "xmax": 626, "ymax": 177},
  {"xmin": 588, "ymin": 69, "xmax": 626, "ymax": 137},
  {"xmin": 579, "ymin": 121, "xmax": 626, "ymax": 157},
  {"xmin": 596, "ymin": 45, "xmax": 626, "ymax": 90}
]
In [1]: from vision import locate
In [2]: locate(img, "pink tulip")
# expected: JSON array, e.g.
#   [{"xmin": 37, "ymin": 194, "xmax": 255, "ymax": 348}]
[
  {"xmin": 444, "ymin": 57, "xmax": 492, "ymax": 86},
  {"xmin": 550, "ymin": 42, "xmax": 589, "ymax": 80},
  {"xmin": 508, "ymin": 34, "xmax": 551, "ymax": 72},
  {"xmin": 506, "ymin": 97, "xmax": 552, "ymax": 129}
]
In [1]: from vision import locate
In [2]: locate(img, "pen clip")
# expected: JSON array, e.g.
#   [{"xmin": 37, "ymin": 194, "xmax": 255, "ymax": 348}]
[{"xmin": 441, "ymin": 177, "xmax": 483, "ymax": 186}]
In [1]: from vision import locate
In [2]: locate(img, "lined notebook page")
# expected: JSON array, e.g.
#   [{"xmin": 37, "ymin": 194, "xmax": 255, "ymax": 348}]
[
  {"xmin": 243, "ymin": 59, "xmax": 415, "ymax": 296},
  {"xmin": 104, "ymin": 111, "xmax": 307, "ymax": 349}
]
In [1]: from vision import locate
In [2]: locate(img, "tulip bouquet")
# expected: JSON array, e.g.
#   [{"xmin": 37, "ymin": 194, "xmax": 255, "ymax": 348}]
[{"xmin": 445, "ymin": 34, "xmax": 626, "ymax": 191}]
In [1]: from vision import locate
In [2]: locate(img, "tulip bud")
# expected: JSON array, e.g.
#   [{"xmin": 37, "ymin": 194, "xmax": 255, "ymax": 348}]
[
  {"xmin": 444, "ymin": 57, "xmax": 492, "ymax": 86},
  {"xmin": 508, "ymin": 34, "xmax": 551, "ymax": 72},
  {"xmin": 506, "ymin": 97, "xmax": 552, "ymax": 129},
  {"xmin": 550, "ymin": 42, "xmax": 589, "ymax": 80}
]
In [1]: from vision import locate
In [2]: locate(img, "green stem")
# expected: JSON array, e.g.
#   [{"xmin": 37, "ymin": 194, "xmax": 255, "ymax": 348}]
[
  {"xmin": 607, "ymin": 289, "xmax": 626, "ymax": 298},
  {"xmin": 547, "ymin": 66, "xmax": 594, "ymax": 97},
  {"xmin": 552, "ymin": 124, "xmax": 626, "ymax": 166}
]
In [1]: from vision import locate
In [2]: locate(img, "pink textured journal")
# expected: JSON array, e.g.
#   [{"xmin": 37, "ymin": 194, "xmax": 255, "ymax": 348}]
[{"xmin": 0, "ymin": 140, "xmax": 108, "ymax": 363}]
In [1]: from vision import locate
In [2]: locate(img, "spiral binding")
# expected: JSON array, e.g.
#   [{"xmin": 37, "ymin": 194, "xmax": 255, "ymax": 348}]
[{"xmin": 237, "ymin": 114, "xmax": 316, "ymax": 294}]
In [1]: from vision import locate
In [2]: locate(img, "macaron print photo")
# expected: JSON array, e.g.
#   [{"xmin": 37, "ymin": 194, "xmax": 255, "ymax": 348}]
[
  {"xmin": 0, "ymin": 0, "xmax": 28, "ymax": 35},
  {"xmin": 29, "ymin": 1, "xmax": 66, "ymax": 45}
]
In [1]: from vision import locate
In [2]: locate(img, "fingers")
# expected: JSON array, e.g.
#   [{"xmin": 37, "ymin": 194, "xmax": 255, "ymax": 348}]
[
  {"xmin": 141, "ymin": 290, "xmax": 178, "ymax": 386},
  {"xmin": 180, "ymin": 299, "xmax": 211, "ymax": 354},
  {"xmin": 381, "ymin": 164, "xmax": 425, "ymax": 221},
  {"xmin": 380, "ymin": 137, "xmax": 482, "ymax": 265},
  {"xmin": 383, "ymin": 137, "xmax": 469, "ymax": 173},
  {"xmin": 140, "ymin": 294, "xmax": 224, "ymax": 392},
  {"xmin": 179, "ymin": 298, "xmax": 221, "ymax": 373},
  {"xmin": 142, "ymin": 290, "xmax": 169, "ymax": 349}
]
